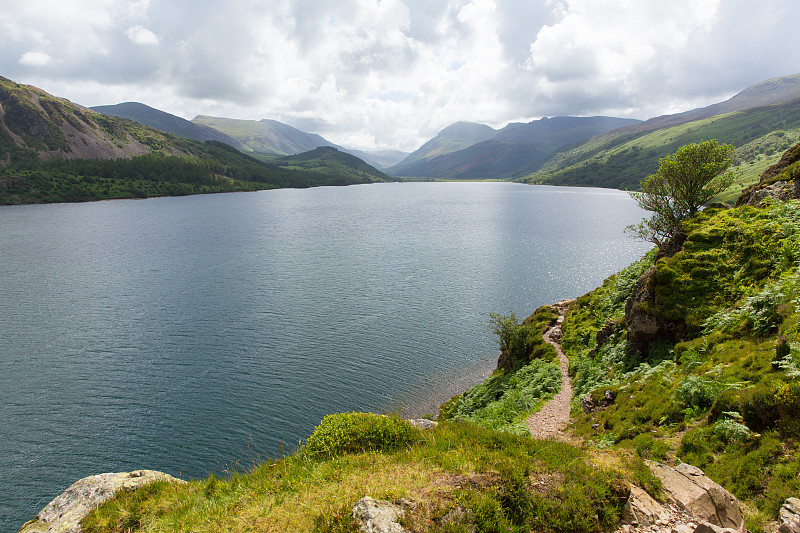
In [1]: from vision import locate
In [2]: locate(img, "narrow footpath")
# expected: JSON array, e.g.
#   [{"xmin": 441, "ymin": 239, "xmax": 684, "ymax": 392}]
[{"xmin": 525, "ymin": 299, "xmax": 574, "ymax": 440}]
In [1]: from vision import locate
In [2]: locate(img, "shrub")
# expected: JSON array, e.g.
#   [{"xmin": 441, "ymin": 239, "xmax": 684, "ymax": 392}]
[
  {"xmin": 304, "ymin": 412, "xmax": 419, "ymax": 457},
  {"xmin": 712, "ymin": 413, "xmax": 753, "ymax": 443},
  {"xmin": 674, "ymin": 375, "xmax": 724, "ymax": 410}
]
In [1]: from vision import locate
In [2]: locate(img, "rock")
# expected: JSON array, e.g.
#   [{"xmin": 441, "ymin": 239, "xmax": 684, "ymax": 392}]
[
  {"xmin": 590, "ymin": 319, "xmax": 620, "ymax": 357},
  {"xmin": 737, "ymin": 142, "xmax": 800, "ymax": 206},
  {"xmin": 582, "ymin": 394, "xmax": 595, "ymax": 414},
  {"xmin": 646, "ymin": 461, "xmax": 745, "ymax": 532},
  {"xmin": 778, "ymin": 497, "xmax": 800, "ymax": 533},
  {"xmin": 17, "ymin": 470, "xmax": 185, "ymax": 533},
  {"xmin": 624, "ymin": 265, "xmax": 662, "ymax": 356},
  {"xmin": 621, "ymin": 485, "xmax": 670, "ymax": 527},
  {"xmin": 582, "ymin": 390, "xmax": 616, "ymax": 414},
  {"xmin": 406, "ymin": 418, "xmax": 438, "ymax": 429},
  {"xmin": 352, "ymin": 496, "xmax": 408, "ymax": 533},
  {"xmin": 694, "ymin": 520, "xmax": 740, "ymax": 533}
]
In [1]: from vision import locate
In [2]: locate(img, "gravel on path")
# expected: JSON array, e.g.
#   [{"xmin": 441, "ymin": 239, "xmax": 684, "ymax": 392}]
[{"xmin": 526, "ymin": 300, "xmax": 574, "ymax": 440}]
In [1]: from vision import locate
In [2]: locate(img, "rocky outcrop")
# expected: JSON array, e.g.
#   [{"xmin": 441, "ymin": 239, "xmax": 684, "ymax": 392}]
[
  {"xmin": 17, "ymin": 470, "xmax": 185, "ymax": 533},
  {"xmin": 741, "ymin": 180, "xmax": 800, "ymax": 206},
  {"xmin": 737, "ymin": 142, "xmax": 800, "ymax": 206},
  {"xmin": 625, "ymin": 265, "xmax": 666, "ymax": 356},
  {"xmin": 646, "ymin": 462, "xmax": 746, "ymax": 532},
  {"xmin": 352, "ymin": 497, "xmax": 408, "ymax": 533},
  {"xmin": 764, "ymin": 497, "xmax": 800, "ymax": 533},
  {"xmin": 616, "ymin": 462, "xmax": 747, "ymax": 533},
  {"xmin": 582, "ymin": 389, "xmax": 616, "ymax": 414},
  {"xmin": 621, "ymin": 485, "xmax": 673, "ymax": 527}
]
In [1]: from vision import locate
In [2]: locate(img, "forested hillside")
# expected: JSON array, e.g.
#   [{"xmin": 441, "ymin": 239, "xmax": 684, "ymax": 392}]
[{"xmin": 0, "ymin": 76, "xmax": 392, "ymax": 205}]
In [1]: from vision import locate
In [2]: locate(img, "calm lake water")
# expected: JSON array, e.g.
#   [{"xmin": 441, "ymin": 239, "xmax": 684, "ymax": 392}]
[{"xmin": 0, "ymin": 182, "xmax": 651, "ymax": 530}]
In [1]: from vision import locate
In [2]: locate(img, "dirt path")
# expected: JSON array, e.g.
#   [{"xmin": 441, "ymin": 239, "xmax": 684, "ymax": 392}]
[{"xmin": 526, "ymin": 300, "xmax": 574, "ymax": 440}]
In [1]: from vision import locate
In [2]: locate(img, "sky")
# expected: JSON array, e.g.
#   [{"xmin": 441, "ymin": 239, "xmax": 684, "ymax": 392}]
[{"xmin": 2, "ymin": 0, "xmax": 799, "ymax": 152}]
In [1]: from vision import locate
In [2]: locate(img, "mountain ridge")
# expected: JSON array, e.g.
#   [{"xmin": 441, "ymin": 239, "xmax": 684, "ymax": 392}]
[
  {"xmin": 90, "ymin": 102, "xmax": 240, "ymax": 147},
  {"xmin": 389, "ymin": 115, "xmax": 640, "ymax": 179}
]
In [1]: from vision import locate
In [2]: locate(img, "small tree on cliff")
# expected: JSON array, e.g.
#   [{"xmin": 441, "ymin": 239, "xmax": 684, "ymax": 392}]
[{"xmin": 627, "ymin": 140, "xmax": 735, "ymax": 249}]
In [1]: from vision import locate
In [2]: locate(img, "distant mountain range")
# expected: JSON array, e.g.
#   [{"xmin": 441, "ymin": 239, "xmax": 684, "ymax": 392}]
[
  {"xmin": 388, "ymin": 116, "xmax": 640, "ymax": 179},
  {"xmin": 0, "ymin": 76, "xmax": 393, "ymax": 204},
  {"xmin": 4, "ymin": 70, "xmax": 800, "ymax": 204},
  {"xmin": 520, "ymin": 73, "xmax": 800, "ymax": 193}
]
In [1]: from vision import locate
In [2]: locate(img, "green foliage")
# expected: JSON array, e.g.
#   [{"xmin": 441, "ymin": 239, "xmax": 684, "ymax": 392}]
[
  {"xmin": 630, "ymin": 433, "xmax": 670, "ymax": 461},
  {"xmin": 524, "ymin": 97, "xmax": 800, "ymax": 191},
  {"xmin": 712, "ymin": 414, "xmax": 753, "ymax": 444},
  {"xmin": 489, "ymin": 307, "xmax": 558, "ymax": 372},
  {"xmin": 304, "ymin": 412, "xmax": 420, "ymax": 457},
  {"xmin": 628, "ymin": 140, "xmax": 735, "ymax": 248},
  {"xmin": 649, "ymin": 203, "xmax": 799, "ymax": 334},
  {"xmin": 441, "ymin": 359, "xmax": 561, "ymax": 435},
  {"xmin": 674, "ymin": 375, "xmax": 728, "ymax": 410},
  {"xmin": 84, "ymin": 420, "xmax": 628, "ymax": 533}
]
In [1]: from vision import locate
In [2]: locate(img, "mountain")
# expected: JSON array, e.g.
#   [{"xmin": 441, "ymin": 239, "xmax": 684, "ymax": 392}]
[
  {"xmin": 522, "ymin": 73, "xmax": 800, "ymax": 192},
  {"xmin": 389, "ymin": 116, "xmax": 639, "ymax": 179},
  {"xmin": 0, "ymin": 76, "xmax": 186, "ymax": 161},
  {"xmin": 89, "ymin": 102, "xmax": 240, "ymax": 147},
  {"xmin": 391, "ymin": 121, "xmax": 497, "ymax": 172},
  {"xmin": 346, "ymin": 149, "xmax": 409, "ymax": 170},
  {"xmin": 273, "ymin": 146, "xmax": 393, "ymax": 184},
  {"xmin": 0, "ymin": 76, "xmax": 393, "ymax": 204},
  {"xmin": 192, "ymin": 115, "xmax": 337, "ymax": 156}
]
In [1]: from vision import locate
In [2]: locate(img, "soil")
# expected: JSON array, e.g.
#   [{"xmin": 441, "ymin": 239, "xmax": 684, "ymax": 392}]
[{"xmin": 525, "ymin": 300, "xmax": 574, "ymax": 440}]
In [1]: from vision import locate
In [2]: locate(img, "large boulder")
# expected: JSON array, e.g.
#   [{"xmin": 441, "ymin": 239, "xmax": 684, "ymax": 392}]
[
  {"xmin": 621, "ymin": 485, "xmax": 671, "ymax": 528},
  {"xmin": 646, "ymin": 461, "xmax": 745, "ymax": 532},
  {"xmin": 18, "ymin": 470, "xmax": 185, "ymax": 533}
]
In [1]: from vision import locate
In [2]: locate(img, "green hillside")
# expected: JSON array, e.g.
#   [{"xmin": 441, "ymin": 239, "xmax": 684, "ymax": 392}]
[
  {"xmin": 0, "ymin": 77, "xmax": 391, "ymax": 205},
  {"xmin": 192, "ymin": 115, "xmax": 335, "ymax": 156},
  {"xmin": 389, "ymin": 121, "xmax": 497, "ymax": 173},
  {"xmin": 273, "ymin": 146, "xmax": 394, "ymax": 184},
  {"xmin": 90, "ymin": 102, "xmax": 241, "ymax": 147},
  {"xmin": 521, "ymin": 98, "xmax": 800, "ymax": 195}
]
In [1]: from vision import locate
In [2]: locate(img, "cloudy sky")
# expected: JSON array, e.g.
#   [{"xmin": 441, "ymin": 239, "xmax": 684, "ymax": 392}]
[{"xmin": 2, "ymin": 0, "xmax": 799, "ymax": 152}]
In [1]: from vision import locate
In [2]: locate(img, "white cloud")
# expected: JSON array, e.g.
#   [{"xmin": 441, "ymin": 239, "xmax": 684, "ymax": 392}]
[
  {"xmin": 19, "ymin": 51, "xmax": 52, "ymax": 66},
  {"xmin": 1, "ymin": 0, "xmax": 799, "ymax": 151},
  {"xmin": 125, "ymin": 25, "xmax": 159, "ymax": 46}
]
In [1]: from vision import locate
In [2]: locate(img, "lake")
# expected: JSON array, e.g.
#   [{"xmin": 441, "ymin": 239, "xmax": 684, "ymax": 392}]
[{"xmin": 0, "ymin": 182, "xmax": 652, "ymax": 530}]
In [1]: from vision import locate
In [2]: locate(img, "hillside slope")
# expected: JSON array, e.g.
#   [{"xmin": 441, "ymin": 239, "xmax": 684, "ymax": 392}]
[
  {"xmin": 0, "ymin": 76, "xmax": 192, "ymax": 162},
  {"xmin": 521, "ymin": 73, "xmax": 800, "ymax": 193},
  {"xmin": 390, "ymin": 116, "xmax": 638, "ymax": 179},
  {"xmin": 90, "ymin": 102, "xmax": 241, "ymax": 146},
  {"xmin": 0, "ymin": 76, "xmax": 392, "ymax": 204},
  {"xmin": 192, "ymin": 115, "xmax": 336, "ymax": 156},
  {"xmin": 390, "ymin": 121, "xmax": 497, "ymax": 171}
]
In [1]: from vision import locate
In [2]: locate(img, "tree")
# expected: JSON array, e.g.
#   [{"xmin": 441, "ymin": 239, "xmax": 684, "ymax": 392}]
[{"xmin": 627, "ymin": 140, "xmax": 735, "ymax": 248}]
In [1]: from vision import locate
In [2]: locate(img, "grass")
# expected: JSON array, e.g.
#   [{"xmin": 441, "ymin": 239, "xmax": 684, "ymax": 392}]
[
  {"xmin": 522, "ymin": 99, "xmax": 800, "ymax": 191},
  {"xmin": 562, "ymin": 198, "xmax": 800, "ymax": 530},
  {"xmin": 83, "ymin": 420, "xmax": 629, "ymax": 533}
]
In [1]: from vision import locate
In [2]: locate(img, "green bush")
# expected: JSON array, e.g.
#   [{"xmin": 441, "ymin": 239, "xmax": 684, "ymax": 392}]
[
  {"xmin": 304, "ymin": 412, "xmax": 419, "ymax": 457},
  {"xmin": 712, "ymin": 414, "xmax": 753, "ymax": 443},
  {"xmin": 674, "ymin": 375, "xmax": 724, "ymax": 410}
]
